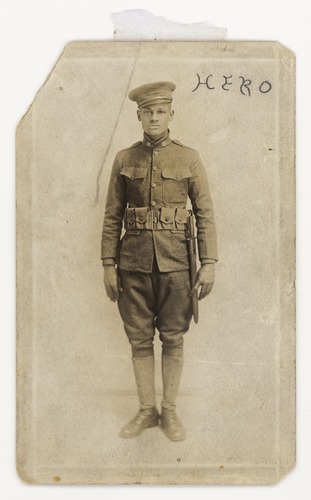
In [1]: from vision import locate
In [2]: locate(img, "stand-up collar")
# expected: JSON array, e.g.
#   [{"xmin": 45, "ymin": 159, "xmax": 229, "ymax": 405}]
[{"xmin": 143, "ymin": 130, "xmax": 171, "ymax": 149}]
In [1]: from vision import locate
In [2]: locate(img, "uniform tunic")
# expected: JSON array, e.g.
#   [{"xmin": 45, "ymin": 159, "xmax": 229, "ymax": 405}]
[{"xmin": 101, "ymin": 132, "xmax": 218, "ymax": 357}]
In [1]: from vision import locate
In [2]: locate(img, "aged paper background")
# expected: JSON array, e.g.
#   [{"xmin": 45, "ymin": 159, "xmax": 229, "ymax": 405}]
[{"xmin": 16, "ymin": 41, "xmax": 295, "ymax": 485}]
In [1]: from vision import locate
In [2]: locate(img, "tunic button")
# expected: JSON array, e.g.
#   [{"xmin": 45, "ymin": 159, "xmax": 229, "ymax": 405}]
[
  {"xmin": 153, "ymin": 166, "xmax": 157, "ymax": 171},
  {"xmin": 146, "ymin": 142, "xmax": 151, "ymax": 147},
  {"xmin": 151, "ymin": 201, "xmax": 156, "ymax": 206},
  {"xmin": 165, "ymin": 217, "xmax": 170, "ymax": 222},
  {"xmin": 162, "ymin": 141, "xmax": 167, "ymax": 146},
  {"xmin": 154, "ymin": 151, "xmax": 159, "ymax": 156},
  {"xmin": 151, "ymin": 182, "xmax": 156, "ymax": 188}
]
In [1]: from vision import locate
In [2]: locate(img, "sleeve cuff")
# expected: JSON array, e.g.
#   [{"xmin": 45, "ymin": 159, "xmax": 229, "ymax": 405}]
[
  {"xmin": 201, "ymin": 258, "xmax": 217, "ymax": 265},
  {"xmin": 102, "ymin": 258, "xmax": 116, "ymax": 267}
]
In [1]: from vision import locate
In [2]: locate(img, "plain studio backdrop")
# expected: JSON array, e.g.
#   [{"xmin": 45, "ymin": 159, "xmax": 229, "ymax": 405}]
[{"xmin": 1, "ymin": 0, "xmax": 310, "ymax": 499}]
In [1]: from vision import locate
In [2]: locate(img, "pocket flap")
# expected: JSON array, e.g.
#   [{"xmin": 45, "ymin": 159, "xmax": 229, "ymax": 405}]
[
  {"xmin": 162, "ymin": 167, "xmax": 192, "ymax": 180},
  {"xmin": 175, "ymin": 208, "xmax": 190, "ymax": 224},
  {"xmin": 160, "ymin": 207, "xmax": 175, "ymax": 224},
  {"xmin": 121, "ymin": 166, "xmax": 147, "ymax": 180},
  {"xmin": 126, "ymin": 208, "xmax": 135, "ymax": 224},
  {"xmin": 134, "ymin": 207, "xmax": 148, "ymax": 223}
]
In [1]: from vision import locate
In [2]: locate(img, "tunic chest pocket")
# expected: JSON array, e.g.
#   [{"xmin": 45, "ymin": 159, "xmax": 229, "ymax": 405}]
[
  {"xmin": 120, "ymin": 166, "xmax": 147, "ymax": 204},
  {"xmin": 161, "ymin": 167, "xmax": 192, "ymax": 205},
  {"xmin": 120, "ymin": 166, "xmax": 147, "ymax": 181}
]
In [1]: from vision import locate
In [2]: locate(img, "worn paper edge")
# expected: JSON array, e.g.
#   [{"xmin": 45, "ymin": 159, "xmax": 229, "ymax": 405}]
[{"xmin": 16, "ymin": 40, "xmax": 296, "ymax": 485}]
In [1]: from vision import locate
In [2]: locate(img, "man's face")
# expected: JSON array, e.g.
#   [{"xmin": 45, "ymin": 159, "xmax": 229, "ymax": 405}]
[{"xmin": 137, "ymin": 102, "xmax": 174, "ymax": 138}]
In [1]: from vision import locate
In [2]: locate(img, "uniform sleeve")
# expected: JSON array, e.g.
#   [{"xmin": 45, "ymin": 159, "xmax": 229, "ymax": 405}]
[
  {"xmin": 101, "ymin": 153, "xmax": 127, "ymax": 265},
  {"xmin": 188, "ymin": 152, "xmax": 218, "ymax": 263}
]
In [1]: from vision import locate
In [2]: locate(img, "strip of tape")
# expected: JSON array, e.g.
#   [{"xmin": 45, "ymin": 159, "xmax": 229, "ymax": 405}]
[{"xmin": 112, "ymin": 9, "xmax": 227, "ymax": 40}]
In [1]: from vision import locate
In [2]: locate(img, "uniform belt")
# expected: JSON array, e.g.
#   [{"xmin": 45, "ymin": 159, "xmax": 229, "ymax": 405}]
[{"xmin": 124, "ymin": 207, "xmax": 191, "ymax": 231}]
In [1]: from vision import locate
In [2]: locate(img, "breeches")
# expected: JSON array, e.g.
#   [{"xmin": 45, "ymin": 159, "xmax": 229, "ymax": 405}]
[{"xmin": 117, "ymin": 264, "xmax": 192, "ymax": 358}]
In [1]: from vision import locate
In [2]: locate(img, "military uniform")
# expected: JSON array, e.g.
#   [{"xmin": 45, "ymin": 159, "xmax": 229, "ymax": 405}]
[{"xmin": 101, "ymin": 81, "xmax": 217, "ymax": 441}]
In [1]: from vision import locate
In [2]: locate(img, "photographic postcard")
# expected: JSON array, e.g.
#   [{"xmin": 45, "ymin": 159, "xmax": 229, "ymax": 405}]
[{"xmin": 16, "ymin": 41, "xmax": 295, "ymax": 485}]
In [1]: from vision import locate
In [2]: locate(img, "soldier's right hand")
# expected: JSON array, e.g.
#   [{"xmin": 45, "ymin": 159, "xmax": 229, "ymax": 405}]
[{"xmin": 103, "ymin": 266, "xmax": 121, "ymax": 302}]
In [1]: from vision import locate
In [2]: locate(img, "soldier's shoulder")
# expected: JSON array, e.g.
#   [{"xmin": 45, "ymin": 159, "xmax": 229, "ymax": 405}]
[
  {"xmin": 115, "ymin": 141, "xmax": 143, "ymax": 162},
  {"xmin": 129, "ymin": 140, "xmax": 143, "ymax": 149},
  {"xmin": 172, "ymin": 139, "xmax": 197, "ymax": 151},
  {"xmin": 171, "ymin": 139, "xmax": 198, "ymax": 154},
  {"xmin": 118, "ymin": 141, "xmax": 142, "ymax": 154}
]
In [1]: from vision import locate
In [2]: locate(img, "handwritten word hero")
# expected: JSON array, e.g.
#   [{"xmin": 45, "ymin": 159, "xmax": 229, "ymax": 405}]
[{"xmin": 192, "ymin": 74, "xmax": 272, "ymax": 96}]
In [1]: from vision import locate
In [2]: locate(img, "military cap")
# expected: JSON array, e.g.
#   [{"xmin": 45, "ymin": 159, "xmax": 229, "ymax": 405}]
[{"xmin": 128, "ymin": 81, "xmax": 176, "ymax": 108}]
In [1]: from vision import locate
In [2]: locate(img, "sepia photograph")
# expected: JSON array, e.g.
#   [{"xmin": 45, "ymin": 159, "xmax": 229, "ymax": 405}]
[{"xmin": 16, "ymin": 41, "xmax": 295, "ymax": 485}]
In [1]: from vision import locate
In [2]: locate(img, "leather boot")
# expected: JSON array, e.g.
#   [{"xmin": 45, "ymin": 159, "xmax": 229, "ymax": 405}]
[
  {"xmin": 120, "ymin": 356, "xmax": 159, "ymax": 438},
  {"xmin": 160, "ymin": 355, "xmax": 186, "ymax": 442}
]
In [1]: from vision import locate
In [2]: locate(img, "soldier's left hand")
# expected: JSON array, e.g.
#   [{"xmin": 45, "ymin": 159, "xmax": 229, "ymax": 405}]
[{"xmin": 192, "ymin": 264, "xmax": 215, "ymax": 300}]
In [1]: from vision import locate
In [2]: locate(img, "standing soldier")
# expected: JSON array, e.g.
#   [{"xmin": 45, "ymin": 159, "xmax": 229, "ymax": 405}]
[{"xmin": 101, "ymin": 81, "xmax": 218, "ymax": 442}]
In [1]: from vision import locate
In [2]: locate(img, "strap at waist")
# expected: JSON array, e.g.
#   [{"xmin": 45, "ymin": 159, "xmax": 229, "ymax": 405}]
[{"xmin": 124, "ymin": 207, "xmax": 191, "ymax": 231}]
